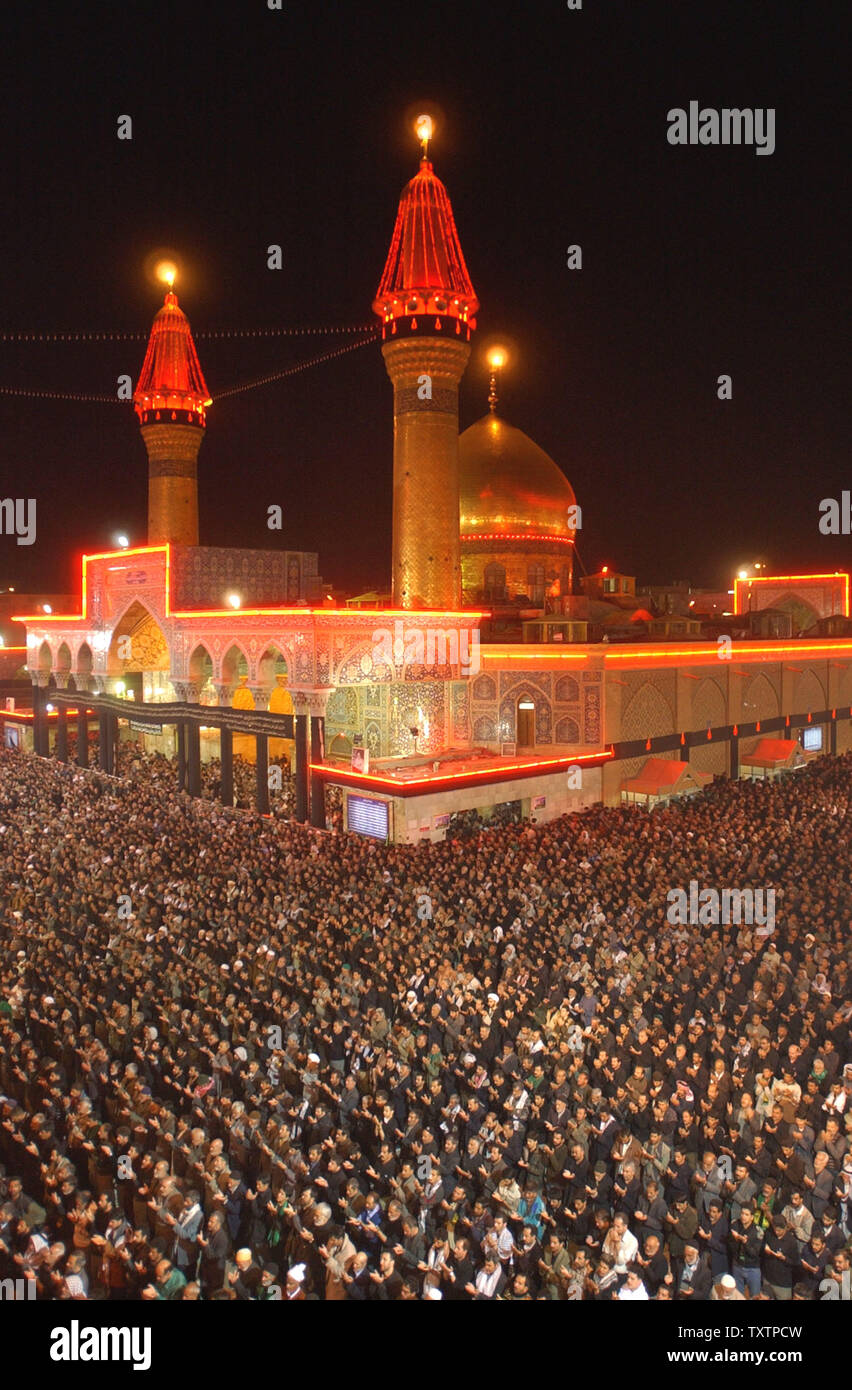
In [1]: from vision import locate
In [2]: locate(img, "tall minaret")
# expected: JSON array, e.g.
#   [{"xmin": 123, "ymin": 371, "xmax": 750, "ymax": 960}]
[
  {"xmin": 134, "ymin": 268, "xmax": 211, "ymax": 546},
  {"xmin": 373, "ymin": 116, "xmax": 479, "ymax": 609}
]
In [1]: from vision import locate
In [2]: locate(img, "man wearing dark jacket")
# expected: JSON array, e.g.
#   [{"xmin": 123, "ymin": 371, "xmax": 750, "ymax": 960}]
[
  {"xmin": 198, "ymin": 1210, "xmax": 229, "ymax": 1295},
  {"xmin": 762, "ymin": 1216, "xmax": 799, "ymax": 1300},
  {"xmin": 729, "ymin": 1206, "xmax": 763, "ymax": 1298},
  {"xmin": 676, "ymin": 1242, "xmax": 712, "ymax": 1300}
]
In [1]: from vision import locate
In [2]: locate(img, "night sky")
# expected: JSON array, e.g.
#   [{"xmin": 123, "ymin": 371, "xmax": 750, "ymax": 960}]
[{"xmin": 0, "ymin": 1, "xmax": 847, "ymax": 598}]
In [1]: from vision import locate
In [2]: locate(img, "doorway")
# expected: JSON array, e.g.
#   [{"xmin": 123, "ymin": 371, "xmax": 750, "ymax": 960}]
[{"xmin": 517, "ymin": 697, "xmax": 535, "ymax": 747}]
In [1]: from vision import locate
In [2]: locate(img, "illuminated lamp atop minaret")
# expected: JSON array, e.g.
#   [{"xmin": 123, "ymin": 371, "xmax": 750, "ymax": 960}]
[
  {"xmin": 134, "ymin": 262, "xmax": 212, "ymax": 546},
  {"xmin": 373, "ymin": 115, "xmax": 479, "ymax": 609}
]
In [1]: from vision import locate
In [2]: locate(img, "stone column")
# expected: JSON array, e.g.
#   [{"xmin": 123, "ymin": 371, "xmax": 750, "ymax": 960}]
[
  {"xmin": 98, "ymin": 711, "xmax": 110, "ymax": 772},
  {"xmin": 291, "ymin": 691, "xmax": 312, "ymax": 823},
  {"xmin": 292, "ymin": 688, "xmax": 333, "ymax": 828},
  {"xmin": 30, "ymin": 682, "xmax": 43, "ymax": 756},
  {"xmin": 52, "ymin": 673, "xmax": 71, "ymax": 759},
  {"xmin": 309, "ymin": 713, "xmax": 326, "ymax": 829},
  {"xmin": 220, "ymin": 725, "xmax": 234, "ymax": 806},
  {"xmin": 56, "ymin": 703, "xmax": 68, "ymax": 762},
  {"xmin": 186, "ymin": 720, "xmax": 201, "ymax": 797},
  {"xmin": 109, "ymin": 712, "xmax": 119, "ymax": 774},
  {"xmin": 730, "ymin": 728, "xmax": 739, "ymax": 780},
  {"xmin": 176, "ymin": 721, "xmax": 187, "ymax": 790},
  {"xmin": 294, "ymin": 711, "xmax": 308, "ymax": 822},
  {"xmin": 77, "ymin": 705, "xmax": 89, "ymax": 767},
  {"xmin": 255, "ymin": 732, "xmax": 270, "ymax": 814},
  {"xmin": 33, "ymin": 677, "xmax": 52, "ymax": 757}
]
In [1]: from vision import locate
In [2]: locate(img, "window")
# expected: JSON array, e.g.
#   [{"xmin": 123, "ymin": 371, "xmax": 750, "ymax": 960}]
[
  {"xmin": 483, "ymin": 562, "xmax": 506, "ymax": 601},
  {"xmin": 527, "ymin": 564, "xmax": 546, "ymax": 604}
]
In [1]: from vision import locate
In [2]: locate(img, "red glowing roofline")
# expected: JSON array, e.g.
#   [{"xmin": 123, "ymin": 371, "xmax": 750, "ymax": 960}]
[
  {"xmin": 13, "ymin": 544, "xmax": 488, "ymax": 624},
  {"xmin": 482, "ymin": 638, "xmax": 852, "ymax": 665},
  {"xmin": 733, "ymin": 571, "xmax": 850, "ymax": 617},
  {"xmin": 311, "ymin": 747, "xmax": 612, "ymax": 794},
  {"xmin": 1, "ymin": 707, "xmax": 91, "ymax": 721}
]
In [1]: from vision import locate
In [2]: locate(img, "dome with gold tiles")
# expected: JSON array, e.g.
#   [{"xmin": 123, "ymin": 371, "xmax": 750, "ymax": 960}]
[
  {"xmin": 458, "ymin": 412, "xmax": 577, "ymax": 604},
  {"xmin": 459, "ymin": 412, "xmax": 576, "ymax": 542}
]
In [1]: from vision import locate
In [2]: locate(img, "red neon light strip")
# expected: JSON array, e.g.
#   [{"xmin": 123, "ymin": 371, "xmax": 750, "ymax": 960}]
[
  {"xmin": 1, "ymin": 708, "xmax": 89, "ymax": 721},
  {"xmin": 482, "ymin": 650, "xmax": 589, "ymax": 661},
  {"xmin": 169, "ymin": 605, "xmax": 489, "ymax": 620},
  {"xmin": 310, "ymin": 747, "xmax": 612, "ymax": 791},
  {"xmin": 604, "ymin": 640, "xmax": 852, "ymax": 661},
  {"xmin": 483, "ymin": 640, "xmax": 852, "ymax": 665}
]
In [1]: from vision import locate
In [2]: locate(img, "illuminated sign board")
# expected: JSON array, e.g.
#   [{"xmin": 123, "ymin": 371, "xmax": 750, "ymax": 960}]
[{"xmin": 346, "ymin": 795, "xmax": 390, "ymax": 840}]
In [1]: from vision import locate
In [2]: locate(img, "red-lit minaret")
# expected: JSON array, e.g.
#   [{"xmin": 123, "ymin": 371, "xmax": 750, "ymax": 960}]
[
  {"xmin": 134, "ymin": 268, "xmax": 211, "ymax": 546},
  {"xmin": 373, "ymin": 116, "xmax": 478, "ymax": 609}
]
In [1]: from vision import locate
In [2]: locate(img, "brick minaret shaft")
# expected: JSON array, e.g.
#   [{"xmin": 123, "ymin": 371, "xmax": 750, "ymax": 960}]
[
  {"xmin": 143, "ymin": 420, "xmax": 203, "ymax": 546},
  {"xmin": 382, "ymin": 335, "xmax": 470, "ymax": 609}
]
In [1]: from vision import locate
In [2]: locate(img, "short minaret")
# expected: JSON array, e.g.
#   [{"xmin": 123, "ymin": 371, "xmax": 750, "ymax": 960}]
[
  {"xmin": 373, "ymin": 116, "xmax": 479, "ymax": 609},
  {"xmin": 134, "ymin": 267, "xmax": 211, "ymax": 546}
]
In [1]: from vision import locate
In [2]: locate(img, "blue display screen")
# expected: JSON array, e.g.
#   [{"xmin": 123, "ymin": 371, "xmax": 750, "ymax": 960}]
[{"xmin": 347, "ymin": 795, "xmax": 390, "ymax": 840}]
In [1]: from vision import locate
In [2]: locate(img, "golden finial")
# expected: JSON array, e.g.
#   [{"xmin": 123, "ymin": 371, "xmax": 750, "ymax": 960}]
[
  {"xmin": 415, "ymin": 113, "xmax": 434, "ymax": 160},
  {"xmin": 486, "ymin": 346, "xmax": 507, "ymax": 413},
  {"xmin": 155, "ymin": 260, "xmax": 177, "ymax": 290}
]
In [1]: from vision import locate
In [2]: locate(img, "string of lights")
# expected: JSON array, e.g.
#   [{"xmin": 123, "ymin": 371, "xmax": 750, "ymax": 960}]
[
  {"xmin": 0, "ymin": 333, "xmax": 381, "ymax": 404},
  {"xmin": 0, "ymin": 386, "xmax": 118, "ymax": 402},
  {"xmin": 213, "ymin": 332, "xmax": 380, "ymax": 400},
  {"xmin": 200, "ymin": 325, "xmax": 376, "ymax": 340},
  {"xmin": 0, "ymin": 323, "xmax": 376, "ymax": 343}
]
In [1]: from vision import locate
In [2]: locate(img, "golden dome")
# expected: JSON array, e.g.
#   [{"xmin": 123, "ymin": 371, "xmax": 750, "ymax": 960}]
[{"xmin": 459, "ymin": 412, "xmax": 576, "ymax": 542}]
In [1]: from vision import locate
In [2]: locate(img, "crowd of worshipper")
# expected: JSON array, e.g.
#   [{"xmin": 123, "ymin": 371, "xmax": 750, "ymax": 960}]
[{"xmin": 0, "ymin": 739, "xmax": 850, "ymax": 1302}]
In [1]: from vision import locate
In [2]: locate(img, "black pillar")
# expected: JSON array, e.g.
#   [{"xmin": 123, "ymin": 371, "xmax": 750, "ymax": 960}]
[
  {"xmin": 43, "ymin": 689, "xmax": 53, "ymax": 756},
  {"xmin": 255, "ymin": 733, "xmax": 270, "ymax": 814},
  {"xmin": 33, "ymin": 686, "xmax": 47, "ymax": 756},
  {"xmin": 177, "ymin": 721, "xmax": 187, "ymax": 791},
  {"xmin": 309, "ymin": 714, "xmax": 326, "ymax": 829},
  {"xmin": 77, "ymin": 707, "xmax": 89, "ymax": 767},
  {"xmin": 830, "ymin": 715, "xmax": 837, "ymax": 756},
  {"xmin": 294, "ymin": 712, "xmax": 309, "ymax": 823},
  {"xmin": 730, "ymin": 731, "xmax": 739, "ymax": 780},
  {"xmin": 220, "ymin": 726, "xmax": 234, "ymax": 806},
  {"xmin": 98, "ymin": 711, "xmax": 110, "ymax": 771},
  {"xmin": 31, "ymin": 686, "xmax": 41, "ymax": 755},
  {"xmin": 186, "ymin": 720, "xmax": 201, "ymax": 797},
  {"xmin": 108, "ymin": 713, "xmax": 119, "ymax": 774},
  {"xmin": 56, "ymin": 705, "xmax": 68, "ymax": 763}
]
